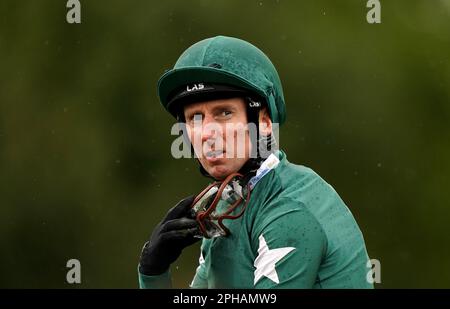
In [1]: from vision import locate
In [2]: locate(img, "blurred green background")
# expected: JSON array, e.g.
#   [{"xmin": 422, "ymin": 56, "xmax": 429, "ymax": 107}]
[{"xmin": 0, "ymin": 0, "xmax": 449, "ymax": 288}]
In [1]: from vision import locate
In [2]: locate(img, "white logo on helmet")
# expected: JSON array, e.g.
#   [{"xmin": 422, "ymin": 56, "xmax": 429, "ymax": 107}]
[
  {"xmin": 249, "ymin": 100, "xmax": 261, "ymax": 108},
  {"xmin": 186, "ymin": 83, "xmax": 205, "ymax": 92}
]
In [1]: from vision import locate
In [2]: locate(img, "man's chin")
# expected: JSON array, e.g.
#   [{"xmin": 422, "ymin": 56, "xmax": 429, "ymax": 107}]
[
  {"xmin": 204, "ymin": 164, "xmax": 233, "ymax": 180},
  {"xmin": 208, "ymin": 168, "xmax": 229, "ymax": 180},
  {"xmin": 200, "ymin": 158, "xmax": 248, "ymax": 180}
]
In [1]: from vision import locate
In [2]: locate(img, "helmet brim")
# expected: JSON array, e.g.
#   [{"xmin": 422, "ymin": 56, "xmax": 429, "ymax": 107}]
[{"xmin": 158, "ymin": 66, "xmax": 266, "ymax": 117}]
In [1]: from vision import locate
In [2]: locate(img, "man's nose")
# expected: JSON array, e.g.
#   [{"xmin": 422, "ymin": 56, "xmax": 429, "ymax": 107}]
[{"xmin": 200, "ymin": 115, "xmax": 220, "ymax": 143}]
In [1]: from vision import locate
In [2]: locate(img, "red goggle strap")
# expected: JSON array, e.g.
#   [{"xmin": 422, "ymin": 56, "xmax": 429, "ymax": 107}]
[{"xmin": 191, "ymin": 172, "xmax": 244, "ymax": 237}]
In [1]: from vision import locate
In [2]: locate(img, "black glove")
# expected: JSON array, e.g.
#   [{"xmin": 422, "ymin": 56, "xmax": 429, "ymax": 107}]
[{"xmin": 138, "ymin": 195, "xmax": 201, "ymax": 276}]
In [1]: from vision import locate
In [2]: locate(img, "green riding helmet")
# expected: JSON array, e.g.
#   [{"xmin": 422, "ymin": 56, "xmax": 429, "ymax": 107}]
[{"xmin": 157, "ymin": 35, "xmax": 287, "ymax": 125}]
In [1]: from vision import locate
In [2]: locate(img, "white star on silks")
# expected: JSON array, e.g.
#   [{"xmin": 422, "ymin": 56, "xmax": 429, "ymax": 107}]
[{"xmin": 253, "ymin": 234, "xmax": 296, "ymax": 285}]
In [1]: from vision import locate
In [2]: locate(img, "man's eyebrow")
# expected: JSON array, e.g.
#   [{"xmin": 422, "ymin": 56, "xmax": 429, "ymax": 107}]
[
  {"xmin": 184, "ymin": 107, "xmax": 202, "ymax": 117},
  {"xmin": 185, "ymin": 103, "xmax": 236, "ymax": 117},
  {"xmin": 210, "ymin": 104, "xmax": 236, "ymax": 112}
]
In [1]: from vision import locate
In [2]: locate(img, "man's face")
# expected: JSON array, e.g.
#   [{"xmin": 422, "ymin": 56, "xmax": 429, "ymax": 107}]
[{"xmin": 183, "ymin": 98, "xmax": 251, "ymax": 180}]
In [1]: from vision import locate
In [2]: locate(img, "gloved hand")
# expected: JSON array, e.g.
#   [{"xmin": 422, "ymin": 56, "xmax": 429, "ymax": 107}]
[{"xmin": 138, "ymin": 195, "xmax": 201, "ymax": 276}]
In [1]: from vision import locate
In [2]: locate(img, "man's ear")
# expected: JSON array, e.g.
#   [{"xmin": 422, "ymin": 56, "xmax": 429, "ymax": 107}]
[{"xmin": 258, "ymin": 107, "xmax": 272, "ymax": 136}]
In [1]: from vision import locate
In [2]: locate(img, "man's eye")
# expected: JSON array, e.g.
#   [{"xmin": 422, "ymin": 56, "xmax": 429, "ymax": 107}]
[
  {"xmin": 187, "ymin": 113, "xmax": 202, "ymax": 122},
  {"xmin": 220, "ymin": 110, "xmax": 232, "ymax": 117}
]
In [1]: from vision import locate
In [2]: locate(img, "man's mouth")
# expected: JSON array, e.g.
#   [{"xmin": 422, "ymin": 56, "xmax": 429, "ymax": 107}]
[{"xmin": 205, "ymin": 150, "xmax": 224, "ymax": 159}]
